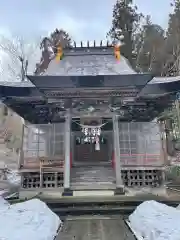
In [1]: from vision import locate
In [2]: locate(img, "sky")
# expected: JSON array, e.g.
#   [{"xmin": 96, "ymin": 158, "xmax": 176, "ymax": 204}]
[{"xmin": 0, "ymin": 0, "xmax": 172, "ymax": 41}]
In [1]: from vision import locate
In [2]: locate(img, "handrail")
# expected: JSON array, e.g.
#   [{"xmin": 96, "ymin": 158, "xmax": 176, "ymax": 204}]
[
  {"xmin": 21, "ymin": 156, "xmax": 64, "ymax": 168},
  {"xmin": 120, "ymin": 153, "xmax": 163, "ymax": 166}
]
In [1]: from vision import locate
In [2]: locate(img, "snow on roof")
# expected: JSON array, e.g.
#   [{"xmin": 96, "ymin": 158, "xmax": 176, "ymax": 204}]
[
  {"xmin": 0, "ymin": 81, "xmax": 34, "ymax": 87},
  {"xmin": 43, "ymin": 55, "xmax": 136, "ymax": 76},
  {"xmin": 149, "ymin": 76, "xmax": 180, "ymax": 84},
  {"xmin": 0, "ymin": 75, "xmax": 180, "ymax": 88},
  {"xmin": 0, "ymin": 59, "xmax": 180, "ymax": 87}
]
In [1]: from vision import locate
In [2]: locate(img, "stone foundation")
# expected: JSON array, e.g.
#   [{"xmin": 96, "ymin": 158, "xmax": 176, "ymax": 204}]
[
  {"xmin": 21, "ymin": 169, "xmax": 164, "ymax": 190},
  {"xmin": 21, "ymin": 172, "xmax": 64, "ymax": 189},
  {"xmin": 122, "ymin": 169, "xmax": 163, "ymax": 187}
]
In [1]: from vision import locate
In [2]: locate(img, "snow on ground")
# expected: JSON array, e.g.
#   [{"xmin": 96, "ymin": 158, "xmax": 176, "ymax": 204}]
[
  {"xmin": 125, "ymin": 187, "xmax": 167, "ymax": 197},
  {"xmin": 0, "ymin": 196, "xmax": 10, "ymax": 209},
  {"xmin": 0, "ymin": 197, "xmax": 62, "ymax": 240},
  {"xmin": 0, "ymin": 169, "xmax": 21, "ymax": 198},
  {"xmin": 128, "ymin": 200, "xmax": 180, "ymax": 240},
  {"xmin": 6, "ymin": 169, "xmax": 21, "ymax": 185}
]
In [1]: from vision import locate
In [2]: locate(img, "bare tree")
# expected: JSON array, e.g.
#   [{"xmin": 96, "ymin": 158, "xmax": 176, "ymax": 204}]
[
  {"xmin": 35, "ymin": 28, "xmax": 72, "ymax": 75},
  {"xmin": 0, "ymin": 35, "xmax": 42, "ymax": 81}
]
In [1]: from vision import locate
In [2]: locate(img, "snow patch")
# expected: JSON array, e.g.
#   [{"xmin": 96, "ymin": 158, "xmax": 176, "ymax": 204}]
[
  {"xmin": 0, "ymin": 196, "xmax": 10, "ymax": 210},
  {"xmin": 0, "ymin": 198, "xmax": 61, "ymax": 240},
  {"xmin": 176, "ymin": 204, "xmax": 180, "ymax": 210},
  {"xmin": 129, "ymin": 200, "xmax": 180, "ymax": 240},
  {"xmin": 6, "ymin": 170, "xmax": 21, "ymax": 185}
]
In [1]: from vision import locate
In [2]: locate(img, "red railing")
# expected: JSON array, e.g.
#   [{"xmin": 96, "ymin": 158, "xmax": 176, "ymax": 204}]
[
  {"xmin": 112, "ymin": 152, "xmax": 163, "ymax": 167},
  {"xmin": 21, "ymin": 156, "xmax": 65, "ymax": 169},
  {"xmin": 121, "ymin": 154, "xmax": 162, "ymax": 166}
]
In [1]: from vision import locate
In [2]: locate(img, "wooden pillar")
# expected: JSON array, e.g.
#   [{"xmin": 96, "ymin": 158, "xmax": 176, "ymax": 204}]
[
  {"xmin": 113, "ymin": 115, "xmax": 124, "ymax": 193},
  {"xmin": 18, "ymin": 124, "xmax": 25, "ymax": 169},
  {"xmin": 64, "ymin": 110, "xmax": 71, "ymax": 189},
  {"xmin": 175, "ymin": 99, "xmax": 180, "ymax": 135}
]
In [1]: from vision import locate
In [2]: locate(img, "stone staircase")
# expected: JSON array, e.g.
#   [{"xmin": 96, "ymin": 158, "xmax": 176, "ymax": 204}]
[{"xmin": 70, "ymin": 165, "xmax": 116, "ymax": 190}]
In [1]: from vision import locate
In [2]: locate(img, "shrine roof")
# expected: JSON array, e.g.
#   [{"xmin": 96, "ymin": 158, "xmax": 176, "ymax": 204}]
[
  {"xmin": 0, "ymin": 74, "xmax": 180, "ymax": 101},
  {"xmin": 42, "ymin": 55, "xmax": 136, "ymax": 76},
  {"xmin": 0, "ymin": 48, "xmax": 180, "ymax": 100},
  {"xmin": 0, "ymin": 75, "xmax": 179, "ymax": 87},
  {"xmin": 0, "ymin": 81, "xmax": 34, "ymax": 87},
  {"xmin": 0, "ymin": 74, "xmax": 180, "ymax": 98},
  {"xmin": 149, "ymin": 76, "xmax": 180, "ymax": 84},
  {"xmin": 0, "ymin": 41, "xmax": 179, "ymax": 123},
  {"xmin": 140, "ymin": 76, "xmax": 180, "ymax": 98}
]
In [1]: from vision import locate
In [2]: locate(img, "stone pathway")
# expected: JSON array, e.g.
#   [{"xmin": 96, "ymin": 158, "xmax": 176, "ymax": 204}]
[{"xmin": 57, "ymin": 215, "xmax": 135, "ymax": 240}]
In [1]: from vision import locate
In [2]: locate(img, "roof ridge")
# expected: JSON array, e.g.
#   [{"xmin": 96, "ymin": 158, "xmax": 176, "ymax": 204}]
[{"xmin": 67, "ymin": 40, "xmax": 113, "ymax": 49}]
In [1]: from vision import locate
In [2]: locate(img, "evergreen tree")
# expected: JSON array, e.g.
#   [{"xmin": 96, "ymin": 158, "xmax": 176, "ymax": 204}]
[
  {"xmin": 108, "ymin": 0, "xmax": 142, "ymax": 63},
  {"xmin": 164, "ymin": 0, "xmax": 180, "ymax": 76},
  {"xmin": 135, "ymin": 16, "xmax": 166, "ymax": 75}
]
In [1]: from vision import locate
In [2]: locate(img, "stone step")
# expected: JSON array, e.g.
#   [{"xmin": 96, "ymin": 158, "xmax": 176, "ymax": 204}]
[
  {"xmin": 71, "ymin": 168, "xmax": 115, "ymax": 176},
  {"xmin": 70, "ymin": 166, "xmax": 116, "ymax": 186},
  {"xmin": 70, "ymin": 183, "xmax": 116, "ymax": 190},
  {"xmin": 72, "ymin": 161, "xmax": 111, "ymax": 167}
]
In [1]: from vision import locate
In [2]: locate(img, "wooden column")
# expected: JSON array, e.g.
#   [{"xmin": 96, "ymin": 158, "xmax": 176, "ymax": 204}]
[
  {"xmin": 18, "ymin": 123, "xmax": 25, "ymax": 169},
  {"xmin": 113, "ymin": 115, "xmax": 124, "ymax": 190},
  {"xmin": 64, "ymin": 110, "xmax": 71, "ymax": 189}
]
